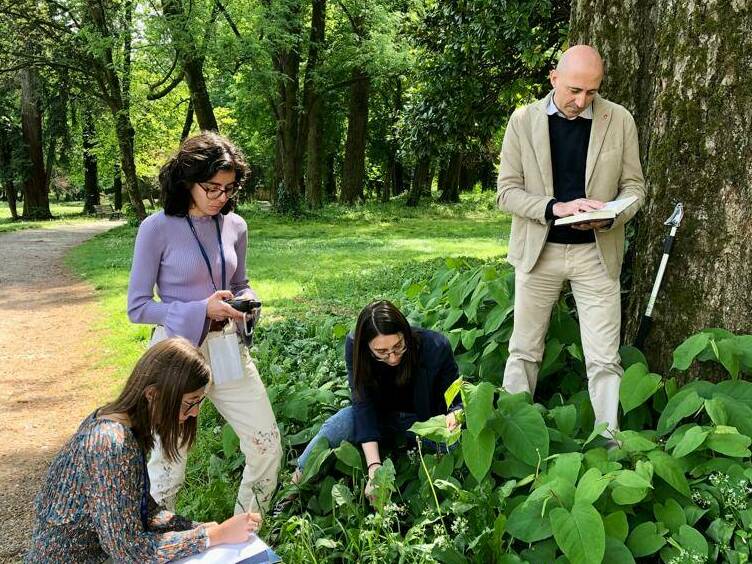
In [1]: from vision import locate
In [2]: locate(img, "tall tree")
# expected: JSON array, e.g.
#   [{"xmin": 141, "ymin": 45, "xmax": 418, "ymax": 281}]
[
  {"xmin": 570, "ymin": 0, "xmax": 752, "ymax": 374},
  {"xmin": 340, "ymin": 65, "xmax": 369, "ymax": 203},
  {"xmin": 303, "ymin": 0, "xmax": 327, "ymax": 208},
  {"xmin": 82, "ymin": 107, "xmax": 100, "ymax": 214},
  {"xmin": 157, "ymin": 0, "xmax": 219, "ymax": 131},
  {"xmin": 19, "ymin": 65, "xmax": 51, "ymax": 219}
]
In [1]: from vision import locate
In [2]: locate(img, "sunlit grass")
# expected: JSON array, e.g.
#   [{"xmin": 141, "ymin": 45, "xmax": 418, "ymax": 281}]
[{"xmin": 65, "ymin": 191, "xmax": 509, "ymax": 383}]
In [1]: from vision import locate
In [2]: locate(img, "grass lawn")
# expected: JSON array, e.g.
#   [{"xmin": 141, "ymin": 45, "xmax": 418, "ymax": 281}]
[
  {"xmin": 66, "ymin": 192, "xmax": 510, "ymax": 385},
  {"xmin": 0, "ymin": 200, "xmax": 94, "ymax": 233}
]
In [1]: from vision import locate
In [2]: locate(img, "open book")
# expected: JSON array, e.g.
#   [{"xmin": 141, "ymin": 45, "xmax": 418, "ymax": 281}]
[
  {"xmin": 172, "ymin": 535, "xmax": 281, "ymax": 564},
  {"xmin": 553, "ymin": 196, "xmax": 638, "ymax": 226}
]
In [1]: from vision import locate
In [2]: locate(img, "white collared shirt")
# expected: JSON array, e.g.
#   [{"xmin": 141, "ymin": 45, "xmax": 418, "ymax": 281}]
[{"xmin": 547, "ymin": 96, "xmax": 593, "ymax": 120}]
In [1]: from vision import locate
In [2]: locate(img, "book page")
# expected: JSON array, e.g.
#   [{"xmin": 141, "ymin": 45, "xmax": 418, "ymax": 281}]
[{"xmin": 171, "ymin": 535, "xmax": 281, "ymax": 564}]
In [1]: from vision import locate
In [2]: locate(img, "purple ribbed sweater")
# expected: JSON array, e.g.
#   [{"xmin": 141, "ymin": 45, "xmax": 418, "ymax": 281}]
[{"xmin": 127, "ymin": 211, "xmax": 255, "ymax": 346}]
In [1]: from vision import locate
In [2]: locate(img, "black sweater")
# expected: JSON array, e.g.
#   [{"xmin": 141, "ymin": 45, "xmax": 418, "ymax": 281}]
[
  {"xmin": 547, "ymin": 113, "xmax": 595, "ymax": 244},
  {"xmin": 346, "ymin": 327, "xmax": 460, "ymax": 444}
]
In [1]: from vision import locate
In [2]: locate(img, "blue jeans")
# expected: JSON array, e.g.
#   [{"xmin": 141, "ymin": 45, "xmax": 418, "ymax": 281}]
[{"xmin": 296, "ymin": 406, "xmax": 451, "ymax": 471}]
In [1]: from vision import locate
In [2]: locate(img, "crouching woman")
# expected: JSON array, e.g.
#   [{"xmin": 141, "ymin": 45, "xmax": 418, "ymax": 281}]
[
  {"xmin": 295, "ymin": 300, "xmax": 461, "ymax": 501},
  {"xmin": 26, "ymin": 338, "xmax": 261, "ymax": 563}
]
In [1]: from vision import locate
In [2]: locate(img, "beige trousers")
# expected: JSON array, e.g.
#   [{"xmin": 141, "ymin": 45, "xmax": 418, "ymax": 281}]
[
  {"xmin": 148, "ymin": 326, "xmax": 282, "ymax": 514},
  {"xmin": 503, "ymin": 243, "xmax": 622, "ymax": 434}
]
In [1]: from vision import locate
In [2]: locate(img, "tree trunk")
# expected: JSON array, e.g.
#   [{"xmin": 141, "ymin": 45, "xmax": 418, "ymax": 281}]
[
  {"xmin": 302, "ymin": 0, "xmax": 326, "ymax": 208},
  {"xmin": 181, "ymin": 99, "xmax": 194, "ymax": 141},
  {"xmin": 273, "ymin": 49, "xmax": 302, "ymax": 211},
  {"xmin": 84, "ymin": 0, "xmax": 146, "ymax": 220},
  {"xmin": 113, "ymin": 162, "xmax": 123, "ymax": 210},
  {"xmin": 161, "ymin": 0, "xmax": 218, "ymax": 132},
  {"xmin": 407, "ymin": 156, "xmax": 431, "ymax": 207},
  {"xmin": 439, "ymin": 151, "xmax": 462, "ymax": 203},
  {"xmin": 19, "ymin": 66, "xmax": 51, "ymax": 219},
  {"xmin": 570, "ymin": 0, "xmax": 752, "ymax": 376},
  {"xmin": 340, "ymin": 68, "xmax": 370, "ymax": 204},
  {"xmin": 5, "ymin": 180, "xmax": 18, "ymax": 220},
  {"xmin": 305, "ymin": 97, "xmax": 324, "ymax": 207},
  {"xmin": 82, "ymin": 109, "xmax": 100, "ymax": 214},
  {"xmin": 324, "ymin": 153, "xmax": 336, "ymax": 201}
]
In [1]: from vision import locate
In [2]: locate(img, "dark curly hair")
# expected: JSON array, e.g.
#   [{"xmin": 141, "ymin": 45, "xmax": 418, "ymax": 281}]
[{"xmin": 160, "ymin": 131, "xmax": 249, "ymax": 217}]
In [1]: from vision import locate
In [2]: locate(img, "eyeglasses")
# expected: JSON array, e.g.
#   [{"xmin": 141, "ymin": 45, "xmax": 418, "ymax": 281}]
[
  {"xmin": 197, "ymin": 181, "xmax": 242, "ymax": 200},
  {"xmin": 369, "ymin": 339, "xmax": 407, "ymax": 362},
  {"xmin": 181, "ymin": 394, "xmax": 207, "ymax": 413}
]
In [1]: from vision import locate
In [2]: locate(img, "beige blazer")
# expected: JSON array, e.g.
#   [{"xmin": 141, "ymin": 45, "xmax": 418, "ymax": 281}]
[{"xmin": 497, "ymin": 92, "xmax": 646, "ymax": 280}]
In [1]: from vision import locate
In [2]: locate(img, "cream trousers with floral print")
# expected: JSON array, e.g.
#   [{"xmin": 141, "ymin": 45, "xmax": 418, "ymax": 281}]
[{"xmin": 148, "ymin": 326, "xmax": 282, "ymax": 514}]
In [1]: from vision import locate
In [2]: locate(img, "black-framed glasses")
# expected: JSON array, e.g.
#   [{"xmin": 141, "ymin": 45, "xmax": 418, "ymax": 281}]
[
  {"xmin": 197, "ymin": 181, "xmax": 242, "ymax": 200},
  {"xmin": 181, "ymin": 394, "xmax": 207, "ymax": 413},
  {"xmin": 369, "ymin": 339, "xmax": 407, "ymax": 362}
]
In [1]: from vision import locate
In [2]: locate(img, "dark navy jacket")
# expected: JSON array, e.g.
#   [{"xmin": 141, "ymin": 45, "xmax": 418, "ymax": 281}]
[{"xmin": 346, "ymin": 327, "xmax": 460, "ymax": 444}]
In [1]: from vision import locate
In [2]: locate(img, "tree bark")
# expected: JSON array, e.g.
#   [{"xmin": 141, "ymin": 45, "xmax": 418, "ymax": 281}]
[
  {"xmin": 19, "ymin": 66, "xmax": 51, "ymax": 219},
  {"xmin": 84, "ymin": 0, "xmax": 146, "ymax": 220},
  {"xmin": 6, "ymin": 180, "xmax": 18, "ymax": 219},
  {"xmin": 439, "ymin": 151, "xmax": 462, "ymax": 203},
  {"xmin": 302, "ymin": 0, "xmax": 326, "ymax": 208},
  {"xmin": 82, "ymin": 109, "xmax": 100, "ymax": 214},
  {"xmin": 324, "ymin": 153, "xmax": 336, "ymax": 201},
  {"xmin": 570, "ymin": 0, "xmax": 752, "ymax": 376},
  {"xmin": 161, "ymin": 0, "xmax": 219, "ymax": 131},
  {"xmin": 407, "ymin": 156, "xmax": 431, "ymax": 207},
  {"xmin": 113, "ymin": 162, "xmax": 123, "ymax": 210},
  {"xmin": 305, "ymin": 97, "xmax": 324, "ymax": 207},
  {"xmin": 180, "ymin": 99, "xmax": 194, "ymax": 142},
  {"xmin": 340, "ymin": 67, "xmax": 370, "ymax": 204}
]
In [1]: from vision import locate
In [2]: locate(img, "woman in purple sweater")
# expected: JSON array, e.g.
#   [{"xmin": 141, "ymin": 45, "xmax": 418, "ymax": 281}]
[{"xmin": 127, "ymin": 132, "xmax": 281, "ymax": 515}]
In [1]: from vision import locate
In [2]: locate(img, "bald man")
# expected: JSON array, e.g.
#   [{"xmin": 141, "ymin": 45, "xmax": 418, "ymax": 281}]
[{"xmin": 497, "ymin": 45, "xmax": 645, "ymax": 439}]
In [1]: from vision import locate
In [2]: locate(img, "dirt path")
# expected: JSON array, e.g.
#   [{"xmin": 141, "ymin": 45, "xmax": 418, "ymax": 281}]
[{"xmin": 0, "ymin": 221, "xmax": 124, "ymax": 562}]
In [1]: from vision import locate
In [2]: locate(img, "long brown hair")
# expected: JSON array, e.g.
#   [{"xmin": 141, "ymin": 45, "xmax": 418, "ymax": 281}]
[
  {"xmin": 352, "ymin": 300, "xmax": 419, "ymax": 399},
  {"xmin": 99, "ymin": 338, "xmax": 211, "ymax": 462}
]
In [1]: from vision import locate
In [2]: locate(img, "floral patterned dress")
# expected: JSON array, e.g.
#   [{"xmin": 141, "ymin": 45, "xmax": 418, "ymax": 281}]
[{"xmin": 26, "ymin": 413, "xmax": 209, "ymax": 563}]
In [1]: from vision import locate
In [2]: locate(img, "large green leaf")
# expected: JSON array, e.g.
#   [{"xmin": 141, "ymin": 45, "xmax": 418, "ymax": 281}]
[
  {"xmin": 506, "ymin": 479, "xmax": 573, "ymax": 543},
  {"xmin": 575, "ymin": 467, "xmax": 610, "ymax": 504},
  {"xmin": 484, "ymin": 303, "xmax": 511, "ymax": 333},
  {"xmin": 462, "ymin": 427, "xmax": 495, "ymax": 482},
  {"xmin": 613, "ymin": 470, "xmax": 652, "ymax": 490},
  {"xmin": 334, "ymin": 441, "xmax": 363, "ymax": 471},
  {"xmin": 410, "ymin": 414, "xmax": 461, "ymax": 445},
  {"xmin": 463, "ymin": 381, "xmax": 495, "ymax": 437},
  {"xmin": 550, "ymin": 404, "xmax": 577, "ymax": 436},
  {"xmin": 619, "ymin": 345, "xmax": 648, "ymax": 370},
  {"xmin": 647, "ymin": 450, "xmax": 691, "ymax": 497},
  {"xmin": 616, "ymin": 430, "xmax": 657, "ymax": 453},
  {"xmin": 656, "ymin": 390, "xmax": 704, "ymax": 436},
  {"xmin": 677, "ymin": 525, "xmax": 709, "ymax": 557},
  {"xmin": 653, "ymin": 498, "xmax": 686, "ymax": 533},
  {"xmin": 497, "ymin": 398, "xmax": 549, "ymax": 467},
  {"xmin": 548, "ymin": 452, "xmax": 583, "ymax": 485},
  {"xmin": 550, "ymin": 502, "xmax": 605, "ymax": 564},
  {"xmin": 604, "ymin": 537, "xmax": 636, "ymax": 564},
  {"xmin": 619, "ymin": 363, "xmax": 662, "ymax": 414},
  {"xmin": 626, "ymin": 521, "xmax": 667, "ymax": 557},
  {"xmin": 672, "ymin": 333, "xmax": 711, "ymax": 371},
  {"xmin": 705, "ymin": 427, "xmax": 752, "ymax": 457},
  {"xmin": 671, "ymin": 425, "xmax": 709, "ymax": 458},
  {"xmin": 716, "ymin": 338, "xmax": 741, "ymax": 378},
  {"xmin": 603, "ymin": 511, "xmax": 629, "ymax": 542}
]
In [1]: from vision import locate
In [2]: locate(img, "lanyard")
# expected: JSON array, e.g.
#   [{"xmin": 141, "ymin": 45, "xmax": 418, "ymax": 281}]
[
  {"xmin": 186, "ymin": 215, "xmax": 226, "ymax": 292},
  {"xmin": 140, "ymin": 449, "xmax": 150, "ymax": 529}
]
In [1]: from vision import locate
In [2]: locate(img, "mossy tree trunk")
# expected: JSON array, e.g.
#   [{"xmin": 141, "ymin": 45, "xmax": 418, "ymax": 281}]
[
  {"xmin": 570, "ymin": 0, "xmax": 752, "ymax": 375},
  {"xmin": 82, "ymin": 109, "xmax": 100, "ymax": 214}
]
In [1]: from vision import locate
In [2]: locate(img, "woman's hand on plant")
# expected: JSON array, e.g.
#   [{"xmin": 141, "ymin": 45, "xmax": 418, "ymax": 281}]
[
  {"xmin": 365, "ymin": 462, "xmax": 382, "ymax": 505},
  {"xmin": 206, "ymin": 290, "xmax": 245, "ymax": 322},
  {"xmin": 207, "ymin": 512, "xmax": 262, "ymax": 546},
  {"xmin": 445, "ymin": 411, "xmax": 459, "ymax": 431}
]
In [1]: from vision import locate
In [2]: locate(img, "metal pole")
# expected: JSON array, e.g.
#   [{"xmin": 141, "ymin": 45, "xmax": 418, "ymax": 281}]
[{"xmin": 634, "ymin": 202, "xmax": 684, "ymax": 349}]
